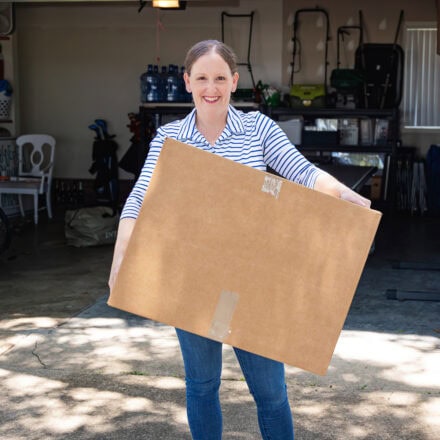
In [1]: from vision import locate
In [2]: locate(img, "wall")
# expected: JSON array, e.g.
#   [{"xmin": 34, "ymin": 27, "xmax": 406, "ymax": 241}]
[
  {"xmin": 282, "ymin": 0, "xmax": 437, "ymax": 84},
  {"xmin": 12, "ymin": 0, "xmax": 440, "ymax": 180},
  {"xmin": 15, "ymin": 0, "xmax": 283, "ymax": 179}
]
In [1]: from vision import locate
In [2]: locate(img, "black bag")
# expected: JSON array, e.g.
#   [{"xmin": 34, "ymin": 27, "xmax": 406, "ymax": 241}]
[
  {"xmin": 426, "ymin": 145, "xmax": 440, "ymax": 215},
  {"xmin": 355, "ymin": 43, "xmax": 404, "ymax": 109}
]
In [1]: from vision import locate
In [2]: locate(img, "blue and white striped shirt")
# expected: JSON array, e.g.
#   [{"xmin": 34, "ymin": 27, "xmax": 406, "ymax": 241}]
[{"xmin": 121, "ymin": 105, "xmax": 322, "ymax": 219}]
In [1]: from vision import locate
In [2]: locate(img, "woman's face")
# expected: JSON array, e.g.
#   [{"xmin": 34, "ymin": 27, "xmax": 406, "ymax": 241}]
[{"xmin": 184, "ymin": 51, "xmax": 239, "ymax": 118}]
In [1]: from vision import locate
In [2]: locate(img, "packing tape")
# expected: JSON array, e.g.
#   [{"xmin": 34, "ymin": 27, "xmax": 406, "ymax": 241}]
[
  {"xmin": 261, "ymin": 175, "xmax": 283, "ymax": 199},
  {"xmin": 208, "ymin": 290, "xmax": 239, "ymax": 342}
]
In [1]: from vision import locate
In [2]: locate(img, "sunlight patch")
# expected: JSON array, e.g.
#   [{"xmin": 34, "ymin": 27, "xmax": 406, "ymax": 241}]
[
  {"xmin": 0, "ymin": 316, "xmax": 59, "ymax": 330},
  {"xmin": 421, "ymin": 398, "xmax": 440, "ymax": 431},
  {"xmin": 3, "ymin": 372, "xmax": 65, "ymax": 396},
  {"xmin": 123, "ymin": 397, "xmax": 152, "ymax": 412},
  {"xmin": 150, "ymin": 376, "xmax": 184, "ymax": 390},
  {"xmin": 347, "ymin": 425, "xmax": 369, "ymax": 437}
]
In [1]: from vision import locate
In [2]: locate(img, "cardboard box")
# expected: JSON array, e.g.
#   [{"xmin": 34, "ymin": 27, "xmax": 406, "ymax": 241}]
[{"xmin": 108, "ymin": 138, "xmax": 381, "ymax": 375}]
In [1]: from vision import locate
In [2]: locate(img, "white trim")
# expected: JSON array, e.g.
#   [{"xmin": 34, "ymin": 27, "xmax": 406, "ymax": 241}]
[{"xmin": 402, "ymin": 126, "xmax": 440, "ymax": 132}]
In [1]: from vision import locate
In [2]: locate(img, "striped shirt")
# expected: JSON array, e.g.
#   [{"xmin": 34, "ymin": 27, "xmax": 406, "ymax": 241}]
[{"xmin": 121, "ymin": 105, "xmax": 322, "ymax": 219}]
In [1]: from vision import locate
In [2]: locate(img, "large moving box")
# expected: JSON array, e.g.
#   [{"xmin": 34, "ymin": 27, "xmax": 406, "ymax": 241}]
[{"xmin": 108, "ymin": 138, "xmax": 381, "ymax": 375}]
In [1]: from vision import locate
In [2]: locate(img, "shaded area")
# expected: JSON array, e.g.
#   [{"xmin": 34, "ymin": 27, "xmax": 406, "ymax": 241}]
[
  {"xmin": 0, "ymin": 218, "xmax": 111, "ymax": 331},
  {"xmin": 0, "ymin": 212, "xmax": 439, "ymax": 439}
]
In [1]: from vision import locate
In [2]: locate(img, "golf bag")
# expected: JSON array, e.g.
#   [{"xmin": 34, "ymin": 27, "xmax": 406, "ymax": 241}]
[
  {"xmin": 119, "ymin": 112, "xmax": 156, "ymax": 180},
  {"xmin": 88, "ymin": 138, "xmax": 119, "ymax": 212}
]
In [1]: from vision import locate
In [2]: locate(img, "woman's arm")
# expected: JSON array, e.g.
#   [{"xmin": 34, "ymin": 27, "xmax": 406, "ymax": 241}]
[
  {"xmin": 108, "ymin": 131, "xmax": 168, "ymax": 291},
  {"xmin": 108, "ymin": 217, "xmax": 137, "ymax": 291},
  {"xmin": 314, "ymin": 171, "xmax": 371, "ymax": 208}
]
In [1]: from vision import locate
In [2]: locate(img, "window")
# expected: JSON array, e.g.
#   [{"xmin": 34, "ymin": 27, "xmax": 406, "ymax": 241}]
[{"xmin": 402, "ymin": 24, "xmax": 440, "ymax": 129}]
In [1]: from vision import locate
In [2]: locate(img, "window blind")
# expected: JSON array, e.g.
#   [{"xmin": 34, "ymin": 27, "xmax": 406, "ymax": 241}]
[{"xmin": 403, "ymin": 26, "xmax": 440, "ymax": 128}]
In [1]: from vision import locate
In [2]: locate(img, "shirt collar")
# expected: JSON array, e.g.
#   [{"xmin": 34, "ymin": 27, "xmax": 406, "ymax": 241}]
[{"xmin": 177, "ymin": 105, "xmax": 245, "ymax": 142}]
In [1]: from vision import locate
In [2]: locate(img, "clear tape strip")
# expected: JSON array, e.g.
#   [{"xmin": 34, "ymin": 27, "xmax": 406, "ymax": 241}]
[
  {"xmin": 208, "ymin": 290, "xmax": 239, "ymax": 342},
  {"xmin": 261, "ymin": 175, "xmax": 283, "ymax": 199}
]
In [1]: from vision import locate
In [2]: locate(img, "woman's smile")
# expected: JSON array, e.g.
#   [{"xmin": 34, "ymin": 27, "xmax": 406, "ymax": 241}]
[{"xmin": 203, "ymin": 96, "xmax": 220, "ymax": 103}]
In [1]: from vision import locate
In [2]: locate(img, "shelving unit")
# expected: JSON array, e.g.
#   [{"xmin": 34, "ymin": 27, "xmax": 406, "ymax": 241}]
[
  {"xmin": 137, "ymin": 101, "xmax": 259, "ymax": 176},
  {"xmin": 140, "ymin": 101, "xmax": 259, "ymax": 128},
  {"xmin": 138, "ymin": 102, "xmax": 399, "ymax": 208},
  {"xmin": 263, "ymin": 106, "xmax": 400, "ymax": 207}
]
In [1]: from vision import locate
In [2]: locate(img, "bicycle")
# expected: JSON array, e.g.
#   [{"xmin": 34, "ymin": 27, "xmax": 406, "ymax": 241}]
[{"xmin": 0, "ymin": 205, "xmax": 11, "ymax": 254}]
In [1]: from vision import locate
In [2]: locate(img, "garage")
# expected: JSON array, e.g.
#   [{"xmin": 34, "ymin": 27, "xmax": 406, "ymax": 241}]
[{"xmin": 0, "ymin": 1, "xmax": 439, "ymax": 439}]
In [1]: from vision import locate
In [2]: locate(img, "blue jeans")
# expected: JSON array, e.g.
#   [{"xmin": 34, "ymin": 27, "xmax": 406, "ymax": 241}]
[{"xmin": 176, "ymin": 328, "xmax": 294, "ymax": 440}]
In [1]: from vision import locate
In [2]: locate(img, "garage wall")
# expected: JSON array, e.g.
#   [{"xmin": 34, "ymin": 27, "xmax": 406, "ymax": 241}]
[
  {"xmin": 14, "ymin": 0, "xmax": 283, "ymax": 179},
  {"xmin": 12, "ymin": 0, "xmax": 439, "ymax": 179},
  {"xmin": 282, "ymin": 0, "xmax": 439, "ymax": 157},
  {"xmin": 282, "ymin": 0, "xmax": 436, "ymax": 85}
]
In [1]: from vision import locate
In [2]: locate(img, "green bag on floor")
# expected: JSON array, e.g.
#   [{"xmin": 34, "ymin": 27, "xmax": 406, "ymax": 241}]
[{"xmin": 65, "ymin": 206, "xmax": 119, "ymax": 247}]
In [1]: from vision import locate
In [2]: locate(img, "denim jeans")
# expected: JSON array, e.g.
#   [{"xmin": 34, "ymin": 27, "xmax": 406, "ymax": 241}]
[{"xmin": 176, "ymin": 328, "xmax": 294, "ymax": 440}]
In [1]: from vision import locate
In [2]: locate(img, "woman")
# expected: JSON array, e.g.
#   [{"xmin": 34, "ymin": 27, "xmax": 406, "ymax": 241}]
[{"xmin": 109, "ymin": 40, "xmax": 370, "ymax": 440}]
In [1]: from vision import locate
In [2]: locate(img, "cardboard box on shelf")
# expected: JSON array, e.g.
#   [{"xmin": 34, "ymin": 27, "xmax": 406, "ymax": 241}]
[
  {"xmin": 374, "ymin": 119, "xmax": 389, "ymax": 145},
  {"xmin": 338, "ymin": 118, "xmax": 359, "ymax": 145},
  {"xmin": 108, "ymin": 138, "xmax": 382, "ymax": 376}
]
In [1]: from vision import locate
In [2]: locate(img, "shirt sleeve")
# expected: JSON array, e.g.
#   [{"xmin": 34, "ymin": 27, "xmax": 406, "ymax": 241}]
[
  {"xmin": 120, "ymin": 128, "xmax": 167, "ymax": 220},
  {"xmin": 257, "ymin": 113, "xmax": 322, "ymax": 188}
]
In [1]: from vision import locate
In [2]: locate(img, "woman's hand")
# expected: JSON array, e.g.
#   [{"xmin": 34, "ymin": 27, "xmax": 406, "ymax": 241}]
[
  {"xmin": 314, "ymin": 171, "xmax": 372, "ymax": 208},
  {"xmin": 340, "ymin": 188, "xmax": 371, "ymax": 208}
]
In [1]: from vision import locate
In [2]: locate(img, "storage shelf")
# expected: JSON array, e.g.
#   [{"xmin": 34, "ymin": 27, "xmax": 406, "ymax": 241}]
[
  {"xmin": 261, "ymin": 105, "xmax": 400, "ymax": 209},
  {"xmin": 263, "ymin": 106, "xmax": 397, "ymax": 119},
  {"xmin": 298, "ymin": 144, "xmax": 393, "ymax": 153},
  {"xmin": 139, "ymin": 102, "xmax": 400, "ymax": 209},
  {"xmin": 140, "ymin": 101, "xmax": 258, "ymax": 116}
]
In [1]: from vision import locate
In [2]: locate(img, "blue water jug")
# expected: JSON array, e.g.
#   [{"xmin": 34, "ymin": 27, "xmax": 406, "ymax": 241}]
[
  {"xmin": 140, "ymin": 64, "xmax": 153, "ymax": 103},
  {"xmin": 166, "ymin": 65, "xmax": 180, "ymax": 102},
  {"xmin": 146, "ymin": 65, "xmax": 160, "ymax": 102}
]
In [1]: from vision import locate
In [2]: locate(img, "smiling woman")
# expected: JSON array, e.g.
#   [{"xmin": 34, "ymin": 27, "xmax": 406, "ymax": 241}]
[
  {"xmin": 183, "ymin": 40, "xmax": 239, "ymax": 146},
  {"xmin": 109, "ymin": 39, "xmax": 371, "ymax": 440}
]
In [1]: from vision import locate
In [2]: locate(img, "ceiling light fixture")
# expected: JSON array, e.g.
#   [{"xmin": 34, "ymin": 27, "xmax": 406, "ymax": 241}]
[{"xmin": 152, "ymin": 0, "xmax": 180, "ymax": 8}]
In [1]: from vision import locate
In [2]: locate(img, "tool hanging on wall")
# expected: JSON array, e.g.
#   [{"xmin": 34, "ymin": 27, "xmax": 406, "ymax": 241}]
[
  {"xmin": 88, "ymin": 119, "xmax": 119, "ymax": 214},
  {"xmin": 221, "ymin": 11, "xmax": 256, "ymax": 94},
  {"xmin": 289, "ymin": 7, "xmax": 330, "ymax": 107},
  {"xmin": 355, "ymin": 10, "xmax": 404, "ymax": 109},
  {"xmin": 380, "ymin": 10, "xmax": 404, "ymax": 109},
  {"xmin": 137, "ymin": 0, "xmax": 147, "ymax": 13},
  {"xmin": 330, "ymin": 10, "xmax": 367, "ymax": 108}
]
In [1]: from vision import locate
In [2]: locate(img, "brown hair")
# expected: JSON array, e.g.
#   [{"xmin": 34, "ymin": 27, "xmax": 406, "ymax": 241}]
[{"xmin": 184, "ymin": 40, "xmax": 238, "ymax": 75}]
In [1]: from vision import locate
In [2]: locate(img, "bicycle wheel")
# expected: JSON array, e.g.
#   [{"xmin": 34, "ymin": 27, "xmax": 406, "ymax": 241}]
[{"xmin": 0, "ymin": 207, "xmax": 11, "ymax": 254}]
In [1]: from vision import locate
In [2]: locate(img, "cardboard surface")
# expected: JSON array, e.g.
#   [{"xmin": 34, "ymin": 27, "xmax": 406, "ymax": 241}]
[{"xmin": 108, "ymin": 138, "xmax": 381, "ymax": 375}]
